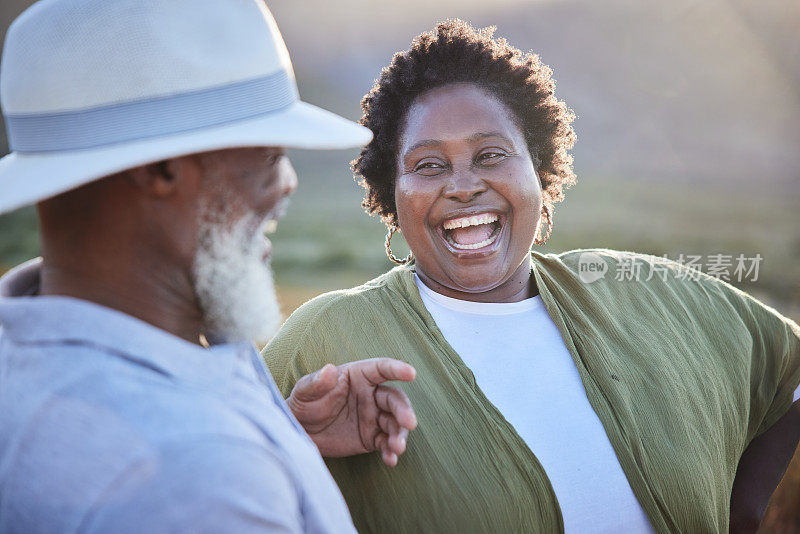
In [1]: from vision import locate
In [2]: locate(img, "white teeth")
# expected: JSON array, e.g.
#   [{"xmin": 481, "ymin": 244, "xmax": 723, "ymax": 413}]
[
  {"xmin": 442, "ymin": 212, "xmax": 498, "ymax": 230},
  {"xmin": 441, "ymin": 212, "xmax": 502, "ymax": 251},
  {"xmin": 446, "ymin": 231, "xmax": 499, "ymax": 250},
  {"xmin": 262, "ymin": 220, "xmax": 278, "ymax": 235}
]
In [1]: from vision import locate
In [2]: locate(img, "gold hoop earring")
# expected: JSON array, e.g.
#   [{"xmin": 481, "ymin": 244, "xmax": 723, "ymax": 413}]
[
  {"xmin": 385, "ymin": 225, "xmax": 413, "ymax": 265},
  {"xmin": 534, "ymin": 204, "xmax": 552, "ymax": 246}
]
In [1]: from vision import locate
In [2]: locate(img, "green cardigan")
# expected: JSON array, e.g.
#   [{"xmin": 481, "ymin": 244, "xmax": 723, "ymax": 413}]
[{"xmin": 263, "ymin": 249, "xmax": 800, "ymax": 534}]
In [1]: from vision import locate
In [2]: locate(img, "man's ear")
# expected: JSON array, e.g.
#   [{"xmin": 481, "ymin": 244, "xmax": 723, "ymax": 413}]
[{"xmin": 128, "ymin": 156, "xmax": 202, "ymax": 198}]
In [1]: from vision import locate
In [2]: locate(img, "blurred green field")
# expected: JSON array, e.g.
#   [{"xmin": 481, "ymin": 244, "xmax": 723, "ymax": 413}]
[
  {"xmin": 1, "ymin": 150, "xmax": 798, "ymax": 324},
  {"xmin": 266, "ymin": 150, "xmax": 800, "ymax": 322}
]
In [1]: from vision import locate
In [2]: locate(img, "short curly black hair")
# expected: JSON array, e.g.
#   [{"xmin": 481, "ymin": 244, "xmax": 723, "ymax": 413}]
[{"xmin": 352, "ymin": 19, "xmax": 577, "ymax": 226}]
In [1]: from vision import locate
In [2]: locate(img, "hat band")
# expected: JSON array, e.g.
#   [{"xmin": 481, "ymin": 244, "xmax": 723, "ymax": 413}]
[{"xmin": 4, "ymin": 70, "xmax": 298, "ymax": 153}]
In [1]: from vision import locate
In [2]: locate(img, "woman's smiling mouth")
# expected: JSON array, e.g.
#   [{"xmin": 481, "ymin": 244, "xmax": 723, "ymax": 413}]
[{"xmin": 439, "ymin": 212, "xmax": 504, "ymax": 254}]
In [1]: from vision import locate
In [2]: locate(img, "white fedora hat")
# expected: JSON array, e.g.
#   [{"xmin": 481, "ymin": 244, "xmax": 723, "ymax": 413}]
[{"xmin": 0, "ymin": 0, "xmax": 372, "ymax": 215}]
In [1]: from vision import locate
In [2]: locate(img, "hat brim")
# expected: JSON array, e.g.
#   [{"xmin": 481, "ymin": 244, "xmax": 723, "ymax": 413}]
[{"xmin": 0, "ymin": 100, "xmax": 372, "ymax": 215}]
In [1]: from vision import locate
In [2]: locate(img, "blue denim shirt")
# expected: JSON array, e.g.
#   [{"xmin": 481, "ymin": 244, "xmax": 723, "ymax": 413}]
[{"xmin": 0, "ymin": 259, "xmax": 356, "ymax": 534}]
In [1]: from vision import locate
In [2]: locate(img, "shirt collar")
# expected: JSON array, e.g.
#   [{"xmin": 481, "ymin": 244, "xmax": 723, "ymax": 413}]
[{"xmin": 0, "ymin": 258, "xmax": 252, "ymax": 387}]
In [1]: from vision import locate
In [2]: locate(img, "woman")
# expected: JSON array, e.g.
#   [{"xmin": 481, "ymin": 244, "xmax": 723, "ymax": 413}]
[{"xmin": 263, "ymin": 20, "xmax": 800, "ymax": 533}]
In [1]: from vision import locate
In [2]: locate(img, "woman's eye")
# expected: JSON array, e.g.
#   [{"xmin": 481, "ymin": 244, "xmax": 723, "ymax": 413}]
[
  {"xmin": 414, "ymin": 161, "xmax": 446, "ymax": 174},
  {"xmin": 477, "ymin": 152, "xmax": 507, "ymax": 165}
]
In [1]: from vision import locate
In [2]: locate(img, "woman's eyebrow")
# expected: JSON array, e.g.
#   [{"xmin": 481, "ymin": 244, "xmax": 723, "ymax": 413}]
[
  {"xmin": 404, "ymin": 132, "xmax": 512, "ymax": 156},
  {"xmin": 468, "ymin": 131, "xmax": 513, "ymax": 144},
  {"xmin": 404, "ymin": 139, "xmax": 444, "ymax": 156}
]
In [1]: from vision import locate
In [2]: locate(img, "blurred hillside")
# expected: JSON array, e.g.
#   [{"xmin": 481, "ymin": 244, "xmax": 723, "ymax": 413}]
[
  {"xmin": 1, "ymin": 0, "xmax": 799, "ymax": 320},
  {"xmin": 269, "ymin": 0, "xmax": 800, "ymax": 188}
]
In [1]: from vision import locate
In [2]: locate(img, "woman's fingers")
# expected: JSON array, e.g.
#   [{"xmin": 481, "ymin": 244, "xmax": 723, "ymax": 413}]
[{"xmin": 374, "ymin": 385, "xmax": 417, "ymax": 430}]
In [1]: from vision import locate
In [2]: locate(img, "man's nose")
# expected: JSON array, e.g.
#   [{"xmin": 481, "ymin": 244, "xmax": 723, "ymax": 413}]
[
  {"xmin": 443, "ymin": 168, "xmax": 487, "ymax": 203},
  {"xmin": 279, "ymin": 156, "xmax": 298, "ymax": 197}
]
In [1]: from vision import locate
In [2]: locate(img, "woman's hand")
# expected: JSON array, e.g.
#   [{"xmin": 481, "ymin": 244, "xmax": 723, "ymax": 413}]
[{"xmin": 286, "ymin": 358, "xmax": 418, "ymax": 467}]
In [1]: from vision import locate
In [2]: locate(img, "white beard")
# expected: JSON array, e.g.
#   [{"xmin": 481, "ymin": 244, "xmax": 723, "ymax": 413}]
[{"xmin": 192, "ymin": 206, "xmax": 281, "ymax": 345}]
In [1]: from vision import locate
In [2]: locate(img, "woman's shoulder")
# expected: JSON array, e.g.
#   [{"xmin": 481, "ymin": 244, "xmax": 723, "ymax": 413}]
[
  {"xmin": 263, "ymin": 267, "xmax": 415, "ymax": 387},
  {"xmin": 538, "ymin": 247, "xmax": 684, "ymax": 273},
  {"xmin": 543, "ymin": 248, "xmax": 797, "ymax": 337},
  {"xmin": 540, "ymin": 247, "xmax": 740, "ymax": 293},
  {"xmin": 280, "ymin": 267, "xmax": 410, "ymax": 329},
  {"xmin": 534, "ymin": 247, "xmax": 690, "ymax": 301}
]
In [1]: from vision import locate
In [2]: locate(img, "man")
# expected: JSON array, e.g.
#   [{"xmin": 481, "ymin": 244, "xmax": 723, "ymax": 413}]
[{"xmin": 0, "ymin": 1, "xmax": 416, "ymax": 532}]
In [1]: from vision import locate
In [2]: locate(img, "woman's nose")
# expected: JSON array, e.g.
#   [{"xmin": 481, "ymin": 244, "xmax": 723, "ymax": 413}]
[{"xmin": 443, "ymin": 169, "xmax": 487, "ymax": 203}]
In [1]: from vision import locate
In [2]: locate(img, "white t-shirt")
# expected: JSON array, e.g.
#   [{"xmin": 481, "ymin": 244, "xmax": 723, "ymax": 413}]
[{"xmin": 415, "ymin": 275, "xmax": 800, "ymax": 533}]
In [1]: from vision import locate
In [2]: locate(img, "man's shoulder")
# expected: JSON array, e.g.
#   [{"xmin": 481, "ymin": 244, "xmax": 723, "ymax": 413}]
[
  {"xmin": 0, "ymin": 347, "xmax": 302, "ymax": 532},
  {"xmin": 0, "ymin": 342, "xmax": 275, "ymax": 477},
  {"xmin": 2, "ymin": 425, "xmax": 302, "ymax": 533},
  {"xmin": 77, "ymin": 436, "xmax": 303, "ymax": 533}
]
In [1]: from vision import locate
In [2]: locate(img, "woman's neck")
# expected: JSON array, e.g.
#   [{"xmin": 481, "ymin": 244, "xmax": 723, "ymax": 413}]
[{"xmin": 415, "ymin": 257, "xmax": 538, "ymax": 303}]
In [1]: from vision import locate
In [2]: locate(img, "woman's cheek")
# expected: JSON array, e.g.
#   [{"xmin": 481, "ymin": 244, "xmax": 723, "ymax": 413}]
[{"xmin": 396, "ymin": 178, "xmax": 436, "ymax": 221}]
